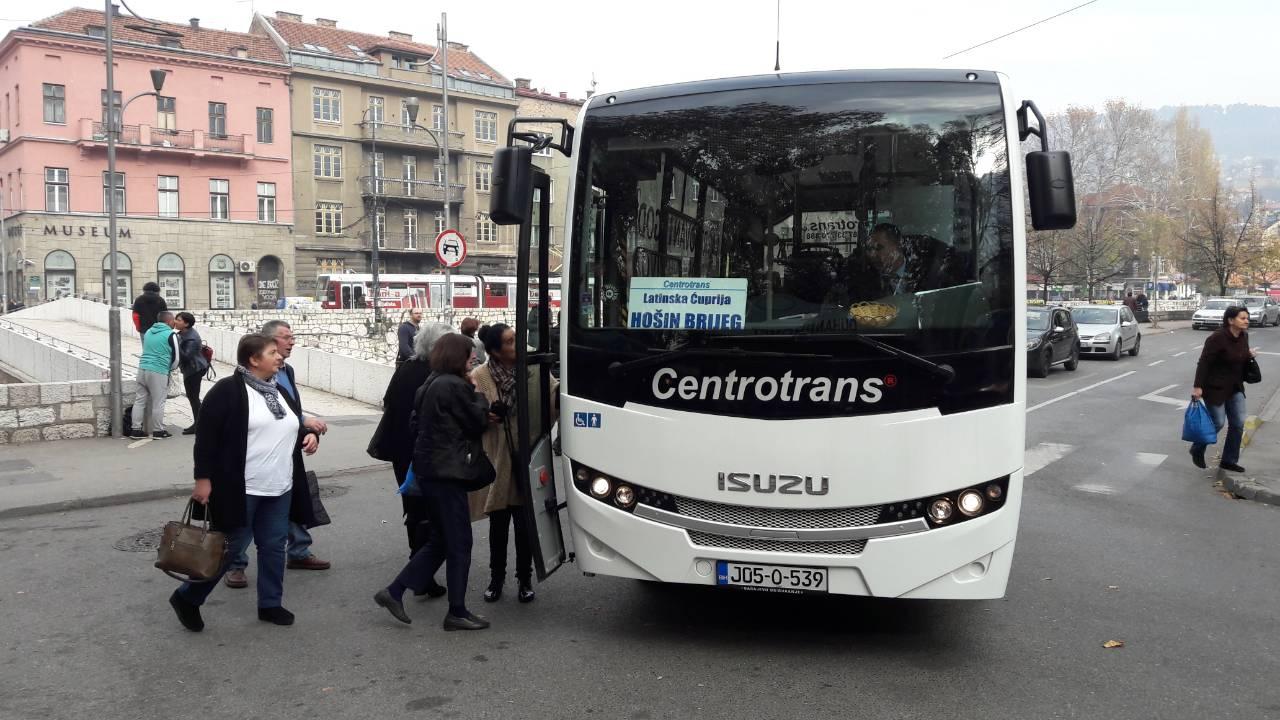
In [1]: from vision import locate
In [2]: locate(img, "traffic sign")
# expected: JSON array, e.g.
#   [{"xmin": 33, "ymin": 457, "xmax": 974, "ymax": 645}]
[{"xmin": 434, "ymin": 229, "xmax": 467, "ymax": 268}]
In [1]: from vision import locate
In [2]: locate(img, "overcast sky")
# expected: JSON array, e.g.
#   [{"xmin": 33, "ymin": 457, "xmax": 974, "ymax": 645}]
[{"xmin": 4, "ymin": 0, "xmax": 1277, "ymax": 110}]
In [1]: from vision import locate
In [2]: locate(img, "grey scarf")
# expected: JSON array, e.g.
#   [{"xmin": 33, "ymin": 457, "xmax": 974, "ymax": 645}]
[{"xmin": 237, "ymin": 365, "xmax": 287, "ymax": 419}]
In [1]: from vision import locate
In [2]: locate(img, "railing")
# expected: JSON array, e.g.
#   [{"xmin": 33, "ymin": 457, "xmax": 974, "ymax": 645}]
[
  {"xmin": 204, "ymin": 133, "xmax": 246, "ymax": 153},
  {"xmin": 359, "ymin": 176, "xmax": 465, "ymax": 204},
  {"xmin": 360, "ymin": 122, "xmax": 464, "ymax": 151},
  {"xmin": 0, "ymin": 316, "xmax": 118, "ymax": 371},
  {"xmin": 91, "ymin": 121, "xmax": 139, "ymax": 145},
  {"xmin": 88, "ymin": 120, "xmax": 248, "ymax": 155},
  {"xmin": 149, "ymin": 129, "xmax": 196, "ymax": 149}
]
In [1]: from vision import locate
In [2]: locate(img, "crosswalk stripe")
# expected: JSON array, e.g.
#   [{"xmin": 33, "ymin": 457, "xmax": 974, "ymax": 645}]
[
  {"xmin": 1024, "ymin": 443, "xmax": 1073, "ymax": 477},
  {"xmin": 1147, "ymin": 360, "xmax": 1164, "ymax": 366},
  {"xmin": 1173, "ymin": 351, "xmax": 1187, "ymax": 357}
]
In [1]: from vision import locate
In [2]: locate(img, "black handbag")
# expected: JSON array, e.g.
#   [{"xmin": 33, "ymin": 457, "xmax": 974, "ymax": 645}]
[{"xmin": 1245, "ymin": 357, "xmax": 1262, "ymax": 384}]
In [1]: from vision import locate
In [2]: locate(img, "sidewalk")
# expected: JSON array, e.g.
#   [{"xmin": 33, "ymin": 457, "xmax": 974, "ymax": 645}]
[
  {"xmin": 0, "ymin": 414, "xmax": 389, "ymax": 520},
  {"xmin": 1219, "ymin": 385, "xmax": 1280, "ymax": 507}
]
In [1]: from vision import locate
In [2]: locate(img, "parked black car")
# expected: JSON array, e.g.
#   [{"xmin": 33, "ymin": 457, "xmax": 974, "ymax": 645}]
[{"xmin": 1027, "ymin": 305, "xmax": 1080, "ymax": 377}]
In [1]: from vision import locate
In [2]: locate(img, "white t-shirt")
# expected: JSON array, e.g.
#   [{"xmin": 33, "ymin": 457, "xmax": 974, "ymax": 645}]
[{"xmin": 243, "ymin": 386, "xmax": 300, "ymax": 497}]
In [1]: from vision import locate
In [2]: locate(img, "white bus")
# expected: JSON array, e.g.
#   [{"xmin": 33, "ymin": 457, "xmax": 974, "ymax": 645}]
[{"xmin": 494, "ymin": 69, "xmax": 1076, "ymax": 599}]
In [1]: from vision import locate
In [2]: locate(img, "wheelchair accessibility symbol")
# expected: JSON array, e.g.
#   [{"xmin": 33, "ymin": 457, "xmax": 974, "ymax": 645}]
[{"xmin": 573, "ymin": 412, "xmax": 602, "ymax": 429}]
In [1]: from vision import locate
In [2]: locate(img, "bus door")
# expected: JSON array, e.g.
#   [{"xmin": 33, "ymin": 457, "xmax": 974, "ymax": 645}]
[{"xmin": 490, "ymin": 121, "xmax": 574, "ymax": 581}]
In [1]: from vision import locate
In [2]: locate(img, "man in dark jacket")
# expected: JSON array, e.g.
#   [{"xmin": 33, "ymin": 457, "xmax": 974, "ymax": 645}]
[
  {"xmin": 397, "ymin": 308, "xmax": 422, "ymax": 363},
  {"xmin": 131, "ymin": 282, "xmax": 167, "ymax": 339},
  {"xmin": 853, "ymin": 223, "xmax": 967, "ymax": 300}
]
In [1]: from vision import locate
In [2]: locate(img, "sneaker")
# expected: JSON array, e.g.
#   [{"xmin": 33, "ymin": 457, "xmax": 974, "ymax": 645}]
[
  {"xmin": 152, "ymin": 430, "xmax": 173, "ymax": 439},
  {"xmin": 1220, "ymin": 462, "xmax": 1246, "ymax": 473},
  {"xmin": 257, "ymin": 606, "xmax": 295, "ymax": 626},
  {"xmin": 443, "ymin": 612, "xmax": 490, "ymax": 631},
  {"xmin": 169, "ymin": 590, "xmax": 204, "ymax": 632},
  {"xmin": 127, "ymin": 429, "xmax": 148, "ymax": 439},
  {"xmin": 374, "ymin": 589, "xmax": 412, "ymax": 624},
  {"xmin": 223, "ymin": 569, "xmax": 248, "ymax": 589}
]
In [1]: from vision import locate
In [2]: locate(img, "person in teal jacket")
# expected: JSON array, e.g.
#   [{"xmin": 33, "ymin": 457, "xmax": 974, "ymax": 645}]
[{"xmin": 130, "ymin": 311, "xmax": 180, "ymax": 439}]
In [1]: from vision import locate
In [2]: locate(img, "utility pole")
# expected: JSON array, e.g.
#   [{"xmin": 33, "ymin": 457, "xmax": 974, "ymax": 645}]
[
  {"xmin": 440, "ymin": 12, "xmax": 454, "ymax": 316},
  {"xmin": 368, "ymin": 110, "xmax": 381, "ymax": 326},
  {"xmin": 105, "ymin": 0, "xmax": 124, "ymax": 438},
  {"xmin": 1, "ymin": 193, "xmax": 8, "ymax": 316}
]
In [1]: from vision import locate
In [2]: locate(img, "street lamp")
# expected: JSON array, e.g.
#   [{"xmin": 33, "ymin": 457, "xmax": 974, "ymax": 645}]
[
  {"xmin": 404, "ymin": 94, "xmax": 455, "ymax": 311},
  {"xmin": 358, "ymin": 106, "xmax": 383, "ymax": 325},
  {"xmin": 105, "ymin": 0, "xmax": 166, "ymax": 438}
]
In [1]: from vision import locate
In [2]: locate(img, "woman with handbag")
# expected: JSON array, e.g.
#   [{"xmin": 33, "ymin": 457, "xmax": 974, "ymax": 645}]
[
  {"xmin": 173, "ymin": 312, "xmax": 209, "ymax": 436},
  {"xmin": 369, "ymin": 322, "xmax": 453, "ymax": 595},
  {"xmin": 472, "ymin": 323, "xmax": 558, "ymax": 604},
  {"xmin": 1190, "ymin": 305, "xmax": 1259, "ymax": 472},
  {"xmin": 168, "ymin": 333, "xmax": 320, "ymax": 632},
  {"xmin": 374, "ymin": 333, "xmax": 494, "ymax": 631}
]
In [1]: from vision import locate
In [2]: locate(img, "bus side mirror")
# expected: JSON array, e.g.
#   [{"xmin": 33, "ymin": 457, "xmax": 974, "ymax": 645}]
[
  {"xmin": 1026, "ymin": 150, "xmax": 1077, "ymax": 231},
  {"xmin": 490, "ymin": 146, "xmax": 534, "ymax": 225}
]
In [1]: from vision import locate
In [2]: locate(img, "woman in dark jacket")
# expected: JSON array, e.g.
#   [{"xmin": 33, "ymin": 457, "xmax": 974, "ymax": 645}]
[
  {"xmin": 1190, "ymin": 306, "xmax": 1258, "ymax": 472},
  {"xmin": 173, "ymin": 312, "xmax": 209, "ymax": 435},
  {"xmin": 370, "ymin": 323, "xmax": 453, "ymax": 596},
  {"xmin": 374, "ymin": 333, "xmax": 492, "ymax": 631},
  {"xmin": 168, "ymin": 333, "xmax": 319, "ymax": 633}
]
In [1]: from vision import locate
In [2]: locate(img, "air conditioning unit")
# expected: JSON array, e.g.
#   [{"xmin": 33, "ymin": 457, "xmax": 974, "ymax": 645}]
[
  {"xmin": 238, "ymin": 260, "xmax": 257, "ymax": 273},
  {"xmin": 0, "ymin": 129, "xmax": 9, "ymax": 143}
]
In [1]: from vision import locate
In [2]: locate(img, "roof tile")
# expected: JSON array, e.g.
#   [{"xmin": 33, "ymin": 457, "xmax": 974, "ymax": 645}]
[{"xmin": 28, "ymin": 7, "xmax": 285, "ymax": 63}]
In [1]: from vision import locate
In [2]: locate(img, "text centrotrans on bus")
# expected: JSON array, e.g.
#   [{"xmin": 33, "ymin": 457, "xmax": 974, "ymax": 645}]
[{"xmin": 492, "ymin": 69, "xmax": 1076, "ymax": 599}]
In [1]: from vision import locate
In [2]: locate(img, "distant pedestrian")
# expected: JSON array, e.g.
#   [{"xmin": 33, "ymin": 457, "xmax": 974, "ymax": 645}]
[
  {"xmin": 173, "ymin": 312, "xmax": 209, "ymax": 436},
  {"xmin": 1137, "ymin": 292, "xmax": 1149, "ymax": 312},
  {"xmin": 131, "ymin": 282, "xmax": 167, "ymax": 340},
  {"xmin": 397, "ymin": 308, "xmax": 423, "ymax": 364},
  {"xmin": 460, "ymin": 317, "xmax": 486, "ymax": 367},
  {"xmin": 167, "ymin": 332, "xmax": 320, "ymax": 633},
  {"xmin": 1189, "ymin": 306, "xmax": 1259, "ymax": 473},
  {"xmin": 374, "ymin": 333, "xmax": 493, "ymax": 631},
  {"xmin": 1123, "ymin": 292, "xmax": 1138, "ymax": 314},
  {"xmin": 130, "ymin": 311, "xmax": 179, "ymax": 439}
]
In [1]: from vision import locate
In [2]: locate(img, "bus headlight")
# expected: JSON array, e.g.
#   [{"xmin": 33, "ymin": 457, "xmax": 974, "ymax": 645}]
[
  {"xmin": 590, "ymin": 477, "xmax": 612, "ymax": 498},
  {"xmin": 957, "ymin": 490, "xmax": 985, "ymax": 516},
  {"xmin": 986, "ymin": 483, "xmax": 1004, "ymax": 501},
  {"xmin": 614, "ymin": 485, "xmax": 636, "ymax": 508},
  {"xmin": 928, "ymin": 499, "xmax": 954, "ymax": 523},
  {"xmin": 570, "ymin": 460, "xmax": 677, "ymax": 515}
]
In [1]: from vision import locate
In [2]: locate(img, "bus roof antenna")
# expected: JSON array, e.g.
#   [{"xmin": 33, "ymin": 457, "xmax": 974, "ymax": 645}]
[{"xmin": 773, "ymin": 0, "xmax": 781, "ymax": 72}]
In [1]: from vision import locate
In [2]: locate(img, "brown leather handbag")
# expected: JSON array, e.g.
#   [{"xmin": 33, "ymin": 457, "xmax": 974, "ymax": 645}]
[{"xmin": 155, "ymin": 499, "xmax": 227, "ymax": 582}]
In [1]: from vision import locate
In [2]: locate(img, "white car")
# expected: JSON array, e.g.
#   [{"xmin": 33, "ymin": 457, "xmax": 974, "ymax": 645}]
[
  {"xmin": 1192, "ymin": 298, "xmax": 1235, "ymax": 330},
  {"xmin": 1070, "ymin": 305, "xmax": 1141, "ymax": 360}
]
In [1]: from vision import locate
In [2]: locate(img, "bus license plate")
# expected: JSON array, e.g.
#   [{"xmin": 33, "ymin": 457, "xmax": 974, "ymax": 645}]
[{"xmin": 715, "ymin": 561, "xmax": 828, "ymax": 594}]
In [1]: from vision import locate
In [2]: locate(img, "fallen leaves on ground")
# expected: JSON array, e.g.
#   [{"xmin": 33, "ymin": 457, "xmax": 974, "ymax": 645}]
[
  {"xmin": 1102, "ymin": 640, "xmax": 1125, "ymax": 649},
  {"xmin": 1218, "ymin": 491, "xmax": 1239, "ymax": 500}
]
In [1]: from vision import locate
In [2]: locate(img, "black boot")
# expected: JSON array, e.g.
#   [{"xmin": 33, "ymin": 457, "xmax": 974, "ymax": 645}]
[
  {"xmin": 517, "ymin": 579, "xmax": 536, "ymax": 604},
  {"xmin": 483, "ymin": 576, "xmax": 504, "ymax": 603}
]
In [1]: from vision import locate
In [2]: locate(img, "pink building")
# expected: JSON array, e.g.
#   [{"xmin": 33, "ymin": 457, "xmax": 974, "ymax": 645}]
[{"xmin": 0, "ymin": 8, "xmax": 295, "ymax": 309}]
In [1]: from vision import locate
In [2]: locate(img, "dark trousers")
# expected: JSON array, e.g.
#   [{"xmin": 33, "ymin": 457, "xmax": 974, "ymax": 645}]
[
  {"xmin": 487, "ymin": 508, "xmax": 533, "ymax": 584},
  {"xmin": 183, "ymin": 371, "xmax": 202, "ymax": 423},
  {"xmin": 392, "ymin": 480, "xmax": 473, "ymax": 616},
  {"xmin": 179, "ymin": 492, "xmax": 291, "ymax": 610},
  {"xmin": 1193, "ymin": 391, "xmax": 1247, "ymax": 466},
  {"xmin": 393, "ymin": 458, "xmax": 434, "ymax": 556}
]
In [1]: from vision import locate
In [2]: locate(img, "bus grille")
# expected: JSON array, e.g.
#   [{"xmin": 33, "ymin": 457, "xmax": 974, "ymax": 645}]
[
  {"xmin": 687, "ymin": 531, "xmax": 867, "ymax": 556},
  {"xmin": 671, "ymin": 495, "xmax": 882, "ymax": 530}
]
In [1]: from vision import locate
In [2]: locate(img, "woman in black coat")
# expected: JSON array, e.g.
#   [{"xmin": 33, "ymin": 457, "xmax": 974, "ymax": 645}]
[
  {"xmin": 173, "ymin": 311, "xmax": 209, "ymax": 435},
  {"xmin": 168, "ymin": 333, "xmax": 319, "ymax": 633},
  {"xmin": 374, "ymin": 333, "xmax": 492, "ymax": 631},
  {"xmin": 1190, "ymin": 305, "xmax": 1258, "ymax": 472}
]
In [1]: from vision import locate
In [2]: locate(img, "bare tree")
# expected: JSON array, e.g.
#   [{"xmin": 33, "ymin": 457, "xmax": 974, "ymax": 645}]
[
  {"xmin": 1028, "ymin": 230, "xmax": 1072, "ymax": 301},
  {"xmin": 1184, "ymin": 180, "xmax": 1261, "ymax": 296}
]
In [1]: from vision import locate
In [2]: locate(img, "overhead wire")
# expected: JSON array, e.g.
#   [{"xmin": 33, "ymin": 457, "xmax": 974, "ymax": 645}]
[{"xmin": 942, "ymin": 0, "xmax": 1100, "ymax": 60}]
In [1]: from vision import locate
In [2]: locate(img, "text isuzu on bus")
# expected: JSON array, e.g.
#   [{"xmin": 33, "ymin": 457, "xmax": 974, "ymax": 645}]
[{"xmin": 495, "ymin": 69, "xmax": 1075, "ymax": 599}]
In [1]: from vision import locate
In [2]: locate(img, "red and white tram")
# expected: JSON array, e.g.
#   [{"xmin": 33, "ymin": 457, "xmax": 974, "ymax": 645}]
[{"xmin": 317, "ymin": 273, "xmax": 561, "ymax": 311}]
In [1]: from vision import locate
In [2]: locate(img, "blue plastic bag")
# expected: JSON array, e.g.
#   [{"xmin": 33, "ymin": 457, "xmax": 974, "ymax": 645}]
[
  {"xmin": 397, "ymin": 463, "xmax": 422, "ymax": 497},
  {"xmin": 1182, "ymin": 399, "xmax": 1218, "ymax": 445}
]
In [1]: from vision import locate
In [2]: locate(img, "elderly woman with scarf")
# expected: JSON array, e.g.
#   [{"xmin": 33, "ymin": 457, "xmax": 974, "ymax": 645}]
[
  {"xmin": 471, "ymin": 323, "xmax": 558, "ymax": 603},
  {"xmin": 167, "ymin": 333, "xmax": 319, "ymax": 632}
]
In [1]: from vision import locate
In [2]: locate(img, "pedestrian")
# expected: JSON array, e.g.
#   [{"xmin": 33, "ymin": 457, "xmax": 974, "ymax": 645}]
[
  {"xmin": 373, "ymin": 333, "xmax": 493, "ymax": 630},
  {"xmin": 223, "ymin": 320, "xmax": 330, "ymax": 590},
  {"xmin": 173, "ymin": 311, "xmax": 209, "ymax": 436},
  {"xmin": 1189, "ymin": 305, "xmax": 1259, "ymax": 473},
  {"xmin": 167, "ymin": 333, "xmax": 320, "ymax": 632},
  {"xmin": 129, "ymin": 310, "xmax": 179, "ymax": 439},
  {"xmin": 1137, "ymin": 292, "xmax": 1149, "ymax": 312},
  {"xmin": 460, "ymin": 317, "xmax": 486, "ymax": 367},
  {"xmin": 1123, "ymin": 291, "xmax": 1138, "ymax": 313},
  {"xmin": 397, "ymin": 308, "xmax": 423, "ymax": 364},
  {"xmin": 131, "ymin": 282, "xmax": 167, "ymax": 340},
  {"xmin": 471, "ymin": 322, "xmax": 558, "ymax": 604},
  {"xmin": 371, "ymin": 322, "xmax": 454, "ymax": 596}
]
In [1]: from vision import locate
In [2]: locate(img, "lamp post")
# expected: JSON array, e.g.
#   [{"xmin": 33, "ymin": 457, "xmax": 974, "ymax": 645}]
[
  {"xmin": 104, "ymin": 1, "xmax": 167, "ymax": 438},
  {"xmin": 360, "ymin": 106, "xmax": 382, "ymax": 325},
  {"xmin": 404, "ymin": 89, "xmax": 454, "ymax": 312}
]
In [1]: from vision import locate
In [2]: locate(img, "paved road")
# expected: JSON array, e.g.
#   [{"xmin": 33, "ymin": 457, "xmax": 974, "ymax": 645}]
[{"xmin": 1, "ymin": 324, "xmax": 1278, "ymax": 719}]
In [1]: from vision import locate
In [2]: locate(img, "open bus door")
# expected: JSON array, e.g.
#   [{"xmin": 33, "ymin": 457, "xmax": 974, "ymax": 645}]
[{"xmin": 491, "ymin": 118, "xmax": 574, "ymax": 581}]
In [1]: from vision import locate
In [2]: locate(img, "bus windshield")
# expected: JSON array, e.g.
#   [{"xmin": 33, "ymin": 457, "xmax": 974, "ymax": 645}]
[{"xmin": 570, "ymin": 80, "xmax": 1013, "ymax": 356}]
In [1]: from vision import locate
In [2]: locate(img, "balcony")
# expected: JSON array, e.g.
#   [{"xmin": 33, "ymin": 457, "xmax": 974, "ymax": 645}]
[
  {"xmin": 78, "ymin": 119, "xmax": 254, "ymax": 160},
  {"xmin": 360, "ymin": 176, "xmax": 465, "ymax": 204},
  {"xmin": 359, "ymin": 122, "xmax": 464, "ymax": 152}
]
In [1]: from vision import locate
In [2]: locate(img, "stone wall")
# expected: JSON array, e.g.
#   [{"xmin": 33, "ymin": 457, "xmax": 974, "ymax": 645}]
[{"xmin": 0, "ymin": 380, "xmax": 129, "ymax": 444}]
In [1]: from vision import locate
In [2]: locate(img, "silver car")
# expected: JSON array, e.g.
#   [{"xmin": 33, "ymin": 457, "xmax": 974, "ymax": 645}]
[
  {"xmin": 1069, "ymin": 305, "xmax": 1141, "ymax": 360},
  {"xmin": 1240, "ymin": 296, "xmax": 1279, "ymax": 327},
  {"xmin": 1192, "ymin": 298, "xmax": 1234, "ymax": 330}
]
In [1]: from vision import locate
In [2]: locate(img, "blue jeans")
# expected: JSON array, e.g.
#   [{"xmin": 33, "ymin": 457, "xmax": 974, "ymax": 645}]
[
  {"xmin": 230, "ymin": 521, "xmax": 313, "ymax": 571},
  {"xmin": 1193, "ymin": 391, "xmax": 1247, "ymax": 466},
  {"xmin": 179, "ymin": 492, "xmax": 291, "ymax": 609},
  {"xmin": 392, "ymin": 480, "xmax": 474, "ymax": 617}
]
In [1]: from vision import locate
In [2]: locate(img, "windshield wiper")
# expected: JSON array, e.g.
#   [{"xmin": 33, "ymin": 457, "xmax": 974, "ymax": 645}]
[
  {"xmin": 606, "ymin": 346, "xmax": 833, "ymax": 378},
  {"xmin": 705, "ymin": 331, "xmax": 957, "ymax": 384}
]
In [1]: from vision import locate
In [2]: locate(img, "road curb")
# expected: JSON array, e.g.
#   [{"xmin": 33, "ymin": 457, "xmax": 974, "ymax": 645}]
[
  {"xmin": 0, "ymin": 462, "xmax": 388, "ymax": 522},
  {"xmin": 1220, "ymin": 470, "xmax": 1280, "ymax": 507}
]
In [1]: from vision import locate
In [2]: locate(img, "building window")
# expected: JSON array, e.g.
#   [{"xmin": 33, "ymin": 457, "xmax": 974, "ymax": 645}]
[
  {"xmin": 474, "ymin": 162, "xmax": 492, "ymax": 192},
  {"xmin": 102, "ymin": 172, "xmax": 125, "ymax": 214},
  {"xmin": 404, "ymin": 209, "xmax": 418, "ymax": 249},
  {"xmin": 44, "ymin": 167, "xmax": 69, "ymax": 212},
  {"xmin": 315, "ymin": 202, "xmax": 343, "ymax": 235},
  {"xmin": 209, "ymin": 179, "xmax": 229, "ymax": 220},
  {"xmin": 474, "ymin": 110, "xmax": 497, "ymax": 142},
  {"xmin": 208, "ymin": 102, "xmax": 227, "ymax": 137},
  {"xmin": 435, "ymin": 211, "xmax": 445, "ymax": 235},
  {"xmin": 432, "ymin": 104, "xmax": 444, "ymax": 131},
  {"xmin": 477, "ymin": 214, "xmax": 495, "ymax": 242},
  {"xmin": 42, "ymin": 84, "xmax": 65, "ymax": 124},
  {"xmin": 371, "ymin": 152, "xmax": 384, "ymax": 193},
  {"xmin": 257, "ymin": 182, "xmax": 277, "ymax": 222},
  {"xmin": 368, "ymin": 96, "xmax": 384, "ymax": 124},
  {"xmin": 86, "ymin": 25, "xmax": 106, "ymax": 38},
  {"xmin": 101, "ymin": 89, "xmax": 121, "ymax": 128},
  {"xmin": 209, "ymin": 254, "xmax": 235, "ymax": 309},
  {"xmin": 256, "ymin": 107, "xmax": 273, "ymax": 143},
  {"xmin": 433, "ymin": 162, "xmax": 445, "ymax": 184},
  {"xmin": 101, "ymin": 252, "xmax": 133, "ymax": 307},
  {"xmin": 157, "ymin": 252, "xmax": 185, "ymax": 309},
  {"xmin": 157, "ymin": 176, "xmax": 179, "ymax": 218},
  {"xmin": 313, "ymin": 87, "xmax": 341, "ymax": 123},
  {"xmin": 403, "ymin": 155, "xmax": 417, "ymax": 196},
  {"xmin": 44, "ymin": 250, "xmax": 76, "ymax": 300},
  {"xmin": 374, "ymin": 207, "xmax": 386, "ymax": 248},
  {"xmin": 156, "ymin": 96, "xmax": 176, "ymax": 131},
  {"xmin": 314, "ymin": 144, "xmax": 343, "ymax": 178}
]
